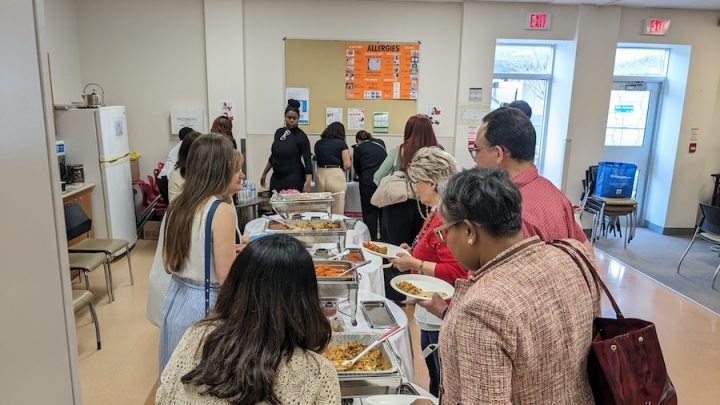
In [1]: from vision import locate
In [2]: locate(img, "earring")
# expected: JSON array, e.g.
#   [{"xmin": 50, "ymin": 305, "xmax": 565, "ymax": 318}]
[{"xmin": 468, "ymin": 238, "xmax": 474, "ymax": 245}]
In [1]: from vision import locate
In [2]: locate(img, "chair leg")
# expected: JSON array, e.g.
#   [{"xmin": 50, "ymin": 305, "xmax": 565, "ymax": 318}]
[
  {"xmin": 102, "ymin": 261, "xmax": 113, "ymax": 303},
  {"xmin": 126, "ymin": 246, "xmax": 135, "ymax": 285},
  {"xmin": 712, "ymin": 263, "xmax": 720, "ymax": 290},
  {"xmin": 83, "ymin": 271, "xmax": 91, "ymax": 290},
  {"xmin": 105, "ymin": 254, "xmax": 116, "ymax": 301},
  {"xmin": 676, "ymin": 228, "xmax": 700, "ymax": 274},
  {"xmin": 88, "ymin": 301, "xmax": 101, "ymax": 350}
]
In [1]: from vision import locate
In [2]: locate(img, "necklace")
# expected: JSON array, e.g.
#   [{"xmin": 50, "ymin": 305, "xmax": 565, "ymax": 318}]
[{"xmin": 411, "ymin": 209, "xmax": 437, "ymax": 250}]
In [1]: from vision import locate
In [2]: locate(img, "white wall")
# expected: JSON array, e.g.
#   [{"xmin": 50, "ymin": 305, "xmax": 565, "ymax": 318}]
[
  {"xmin": 0, "ymin": 0, "xmax": 80, "ymax": 403},
  {"xmin": 241, "ymin": 0, "xmax": 462, "ymax": 185},
  {"xmin": 74, "ymin": 0, "xmax": 208, "ymax": 178},
  {"xmin": 44, "ymin": 0, "xmax": 83, "ymax": 105},
  {"xmin": 618, "ymin": 8, "xmax": 720, "ymax": 229}
]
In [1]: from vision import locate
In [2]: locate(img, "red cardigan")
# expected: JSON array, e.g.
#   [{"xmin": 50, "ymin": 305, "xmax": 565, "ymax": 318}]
[{"xmin": 412, "ymin": 211, "xmax": 468, "ymax": 285}]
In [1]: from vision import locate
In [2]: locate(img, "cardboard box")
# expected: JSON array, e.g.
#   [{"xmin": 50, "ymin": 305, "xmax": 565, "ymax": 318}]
[
  {"xmin": 131, "ymin": 159, "xmax": 140, "ymax": 181},
  {"xmin": 143, "ymin": 220, "xmax": 161, "ymax": 240}
]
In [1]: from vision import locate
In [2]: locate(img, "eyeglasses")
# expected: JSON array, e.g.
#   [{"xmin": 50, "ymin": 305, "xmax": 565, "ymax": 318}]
[
  {"xmin": 434, "ymin": 220, "xmax": 461, "ymax": 244},
  {"xmin": 468, "ymin": 144, "xmax": 495, "ymax": 159}
]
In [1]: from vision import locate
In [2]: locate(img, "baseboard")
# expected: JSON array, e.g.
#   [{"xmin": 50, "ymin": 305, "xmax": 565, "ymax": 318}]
[{"xmin": 646, "ymin": 221, "xmax": 694, "ymax": 236}]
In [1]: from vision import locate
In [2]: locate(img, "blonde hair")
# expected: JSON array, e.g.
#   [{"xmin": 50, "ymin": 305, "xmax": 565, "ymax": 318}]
[
  {"xmin": 232, "ymin": 149, "xmax": 244, "ymax": 173},
  {"xmin": 407, "ymin": 147, "xmax": 460, "ymax": 195}
]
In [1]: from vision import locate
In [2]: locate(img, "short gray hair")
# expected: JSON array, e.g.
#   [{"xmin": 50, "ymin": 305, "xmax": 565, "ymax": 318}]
[{"xmin": 407, "ymin": 147, "xmax": 460, "ymax": 195}]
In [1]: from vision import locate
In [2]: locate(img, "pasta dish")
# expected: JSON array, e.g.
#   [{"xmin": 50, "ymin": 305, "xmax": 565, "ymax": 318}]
[{"xmin": 322, "ymin": 341, "xmax": 391, "ymax": 372}]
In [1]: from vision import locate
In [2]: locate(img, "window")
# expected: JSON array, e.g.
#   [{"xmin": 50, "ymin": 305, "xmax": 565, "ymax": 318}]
[
  {"xmin": 613, "ymin": 48, "xmax": 669, "ymax": 77},
  {"xmin": 491, "ymin": 44, "xmax": 555, "ymax": 166}
]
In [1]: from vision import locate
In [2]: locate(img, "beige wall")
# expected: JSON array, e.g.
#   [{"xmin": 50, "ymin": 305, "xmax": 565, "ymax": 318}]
[
  {"xmin": 74, "ymin": 0, "xmax": 209, "ymax": 178},
  {"xmin": 44, "ymin": 0, "xmax": 83, "ymax": 105},
  {"xmin": 0, "ymin": 0, "xmax": 80, "ymax": 403},
  {"xmin": 42, "ymin": 0, "xmax": 720, "ymax": 229}
]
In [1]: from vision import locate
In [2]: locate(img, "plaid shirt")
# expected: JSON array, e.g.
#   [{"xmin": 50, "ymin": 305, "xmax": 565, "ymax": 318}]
[
  {"xmin": 514, "ymin": 166, "xmax": 587, "ymax": 243},
  {"xmin": 438, "ymin": 237, "xmax": 600, "ymax": 404}
]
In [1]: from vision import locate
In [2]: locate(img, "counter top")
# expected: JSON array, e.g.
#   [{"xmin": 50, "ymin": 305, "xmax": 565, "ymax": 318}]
[{"xmin": 62, "ymin": 182, "xmax": 95, "ymax": 199}]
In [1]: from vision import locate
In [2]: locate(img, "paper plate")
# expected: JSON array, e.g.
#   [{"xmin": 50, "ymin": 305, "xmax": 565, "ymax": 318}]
[
  {"xmin": 364, "ymin": 395, "xmax": 438, "ymax": 405},
  {"xmin": 361, "ymin": 241, "xmax": 409, "ymax": 260},
  {"xmin": 390, "ymin": 274, "xmax": 454, "ymax": 301}
]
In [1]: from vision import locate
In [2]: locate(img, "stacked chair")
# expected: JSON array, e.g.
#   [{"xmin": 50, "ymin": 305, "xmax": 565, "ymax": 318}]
[
  {"xmin": 580, "ymin": 165, "xmax": 638, "ymax": 248},
  {"xmin": 676, "ymin": 203, "xmax": 720, "ymax": 289},
  {"xmin": 72, "ymin": 290, "xmax": 101, "ymax": 350}
]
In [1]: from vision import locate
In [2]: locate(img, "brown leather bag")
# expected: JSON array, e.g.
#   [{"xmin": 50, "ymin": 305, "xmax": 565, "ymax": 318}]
[{"xmin": 550, "ymin": 240, "xmax": 678, "ymax": 405}]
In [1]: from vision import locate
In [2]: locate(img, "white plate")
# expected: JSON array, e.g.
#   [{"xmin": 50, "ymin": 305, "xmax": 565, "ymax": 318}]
[
  {"xmin": 390, "ymin": 274, "xmax": 454, "ymax": 301},
  {"xmin": 364, "ymin": 395, "xmax": 438, "ymax": 405},
  {"xmin": 361, "ymin": 241, "xmax": 409, "ymax": 259}
]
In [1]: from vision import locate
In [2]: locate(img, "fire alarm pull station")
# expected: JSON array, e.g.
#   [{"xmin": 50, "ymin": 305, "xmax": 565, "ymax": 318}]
[{"xmin": 689, "ymin": 143, "xmax": 697, "ymax": 153}]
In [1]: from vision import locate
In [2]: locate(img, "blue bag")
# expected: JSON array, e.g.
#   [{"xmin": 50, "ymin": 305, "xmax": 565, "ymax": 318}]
[{"xmin": 594, "ymin": 162, "xmax": 637, "ymax": 198}]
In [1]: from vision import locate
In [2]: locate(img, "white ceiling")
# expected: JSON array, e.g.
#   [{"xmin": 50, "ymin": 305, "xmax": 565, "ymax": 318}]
[{"xmin": 375, "ymin": 0, "xmax": 720, "ymax": 11}]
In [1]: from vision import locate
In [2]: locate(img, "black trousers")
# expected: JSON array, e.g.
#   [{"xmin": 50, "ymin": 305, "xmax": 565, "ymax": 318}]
[
  {"xmin": 157, "ymin": 176, "xmax": 169, "ymax": 205},
  {"xmin": 359, "ymin": 183, "xmax": 381, "ymax": 240},
  {"xmin": 381, "ymin": 199, "xmax": 425, "ymax": 301}
]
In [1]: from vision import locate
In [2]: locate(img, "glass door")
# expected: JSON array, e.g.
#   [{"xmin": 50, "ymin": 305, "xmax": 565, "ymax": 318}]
[{"xmin": 603, "ymin": 81, "xmax": 661, "ymax": 225}]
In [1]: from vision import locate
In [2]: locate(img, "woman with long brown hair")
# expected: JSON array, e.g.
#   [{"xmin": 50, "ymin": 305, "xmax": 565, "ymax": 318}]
[
  {"xmin": 157, "ymin": 234, "xmax": 340, "ymax": 404},
  {"xmin": 211, "ymin": 115, "xmax": 237, "ymax": 149},
  {"xmin": 373, "ymin": 114, "xmax": 438, "ymax": 301},
  {"xmin": 158, "ymin": 133, "xmax": 241, "ymax": 372}
]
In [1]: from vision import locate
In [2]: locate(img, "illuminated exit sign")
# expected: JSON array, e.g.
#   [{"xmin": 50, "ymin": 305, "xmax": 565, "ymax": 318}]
[
  {"xmin": 642, "ymin": 18, "xmax": 671, "ymax": 36},
  {"xmin": 526, "ymin": 12, "xmax": 552, "ymax": 31}
]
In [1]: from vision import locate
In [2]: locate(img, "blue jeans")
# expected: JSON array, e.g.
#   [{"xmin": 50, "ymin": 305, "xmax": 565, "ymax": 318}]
[{"xmin": 421, "ymin": 329, "xmax": 440, "ymax": 397}]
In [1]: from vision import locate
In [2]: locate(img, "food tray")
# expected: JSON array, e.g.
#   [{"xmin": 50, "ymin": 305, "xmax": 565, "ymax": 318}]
[
  {"xmin": 264, "ymin": 219, "xmax": 347, "ymax": 233},
  {"xmin": 314, "ymin": 260, "xmax": 357, "ymax": 281},
  {"xmin": 360, "ymin": 301, "xmax": 398, "ymax": 329},
  {"xmin": 325, "ymin": 333, "xmax": 400, "ymax": 376},
  {"xmin": 264, "ymin": 220, "xmax": 348, "ymax": 246},
  {"xmin": 271, "ymin": 193, "xmax": 334, "ymax": 219}
]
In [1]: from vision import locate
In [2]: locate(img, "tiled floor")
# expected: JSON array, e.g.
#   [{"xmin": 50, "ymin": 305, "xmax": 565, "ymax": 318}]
[{"xmin": 73, "ymin": 241, "xmax": 719, "ymax": 404}]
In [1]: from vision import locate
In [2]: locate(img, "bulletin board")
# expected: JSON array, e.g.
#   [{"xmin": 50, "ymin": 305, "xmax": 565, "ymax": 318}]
[{"xmin": 284, "ymin": 39, "xmax": 418, "ymax": 135}]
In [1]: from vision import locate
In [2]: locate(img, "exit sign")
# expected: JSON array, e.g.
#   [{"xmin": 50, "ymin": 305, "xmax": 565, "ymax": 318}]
[
  {"xmin": 642, "ymin": 18, "xmax": 670, "ymax": 36},
  {"xmin": 526, "ymin": 12, "xmax": 551, "ymax": 30}
]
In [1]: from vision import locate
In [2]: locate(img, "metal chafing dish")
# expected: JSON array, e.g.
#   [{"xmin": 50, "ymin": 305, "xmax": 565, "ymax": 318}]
[
  {"xmin": 314, "ymin": 260, "xmax": 359, "ymax": 326},
  {"xmin": 263, "ymin": 219, "xmax": 348, "ymax": 251},
  {"xmin": 325, "ymin": 333, "xmax": 404, "ymax": 398},
  {"xmin": 271, "ymin": 192, "xmax": 334, "ymax": 219}
]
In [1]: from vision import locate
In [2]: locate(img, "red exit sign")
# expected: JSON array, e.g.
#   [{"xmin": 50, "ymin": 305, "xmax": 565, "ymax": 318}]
[
  {"xmin": 526, "ymin": 12, "xmax": 552, "ymax": 30},
  {"xmin": 642, "ymin": 18, "xmax": 671, "ymax": 36}
]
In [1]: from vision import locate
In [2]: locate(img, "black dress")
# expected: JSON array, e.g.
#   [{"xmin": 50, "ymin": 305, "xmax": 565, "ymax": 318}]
[
  {"xmin": 268, "ymin": 127, "xmax": 313, "ymax": 192},
  {"xmin": 353, "ymin": 140, "xmax": 387, "ymax": 240}
]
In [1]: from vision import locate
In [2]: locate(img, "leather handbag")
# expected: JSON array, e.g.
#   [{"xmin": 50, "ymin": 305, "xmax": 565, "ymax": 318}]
[
  {"xmin": 371, "ymin": 152, "xmax": 415, "ymax": 208},
  {"xmin": 550, "ymin": 240, "xmax": 677, "ymax": 405}
]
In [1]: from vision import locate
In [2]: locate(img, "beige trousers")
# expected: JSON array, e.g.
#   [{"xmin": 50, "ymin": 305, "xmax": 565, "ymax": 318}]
[{"xmin": 316, "ymin": 167, "xmax": 347, "ymax": 215}]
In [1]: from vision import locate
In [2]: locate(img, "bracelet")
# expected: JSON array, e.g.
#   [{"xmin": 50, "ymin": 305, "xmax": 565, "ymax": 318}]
[{"xmin": 419, "ymin": 260, "xmax": 425, "ymax": 275}]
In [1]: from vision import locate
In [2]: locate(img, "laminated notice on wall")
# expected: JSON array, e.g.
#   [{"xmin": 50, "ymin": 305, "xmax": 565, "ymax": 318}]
[{"xmin": 348, "ymin": 108, "xmax": 365, "ymax": 130}]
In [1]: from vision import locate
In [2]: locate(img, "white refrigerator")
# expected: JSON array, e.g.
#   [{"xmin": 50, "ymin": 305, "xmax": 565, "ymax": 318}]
[{"xmin": 55, "ymin": 106, "xmax": 137, "ymax": 247}]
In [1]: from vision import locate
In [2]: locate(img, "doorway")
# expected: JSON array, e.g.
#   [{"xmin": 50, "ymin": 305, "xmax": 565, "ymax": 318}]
[{"xmin": 603, "ymin": 80, "xmax": 662, "ymax": 225}]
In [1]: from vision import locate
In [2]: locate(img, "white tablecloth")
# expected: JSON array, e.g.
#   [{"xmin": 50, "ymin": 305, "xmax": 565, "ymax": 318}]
[{"xmin": 339, "ymin": 290, "xmax": 415, "ymax": 382}]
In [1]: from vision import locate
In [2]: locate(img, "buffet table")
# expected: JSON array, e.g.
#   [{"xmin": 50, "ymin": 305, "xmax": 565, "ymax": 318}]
[
  {"xmin": 243, "ymin": 212, "xmax": 371, "ymax": 245},
  {"xmin": 339, "ymin": 290, "xmax": 414, "ymax": 382}
]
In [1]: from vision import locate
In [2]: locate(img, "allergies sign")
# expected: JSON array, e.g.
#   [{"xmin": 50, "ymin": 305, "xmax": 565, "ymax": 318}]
[{"xmin": 345, "ymin": 43, "xmax": 419, "ymax": 100}]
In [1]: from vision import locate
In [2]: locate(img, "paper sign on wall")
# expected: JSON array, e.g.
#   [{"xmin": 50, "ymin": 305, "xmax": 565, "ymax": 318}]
[
  {"xmin": 345, "ymin": 43, "xmax": 419, "ymax": 100},
  {"xmin": 171, "ymin": 107, "xmax": 205, "ymax": 134},
  {"xmin": 348, "ymin": 108, "xmax": 365, "ymax": 131},
  {"xmin": 326, "ymin": 107, "xmax": 343, "ymax": 126},
  {"xmin": 457, "ymin": 103, "xmax": 489, "ymax": 125},
  {"xmin": 285, "ymin": 87, "xmax": 310, "ymax": 125},
  {"xmin": 217, "ymin": 100, "xmax": 235, "ymax": 121},
  {"xmin": 373, "ymin": 112, "xmax": 389, "ymax": 133},
  {"xmin": 427, "ymin": 106, "xmax": 443, "ymax": 129}
]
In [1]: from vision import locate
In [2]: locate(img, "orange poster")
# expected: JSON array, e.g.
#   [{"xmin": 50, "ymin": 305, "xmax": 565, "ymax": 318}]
[{"xmin": 345, "ymin": 43, "xmax": 419, "ymax": 100}]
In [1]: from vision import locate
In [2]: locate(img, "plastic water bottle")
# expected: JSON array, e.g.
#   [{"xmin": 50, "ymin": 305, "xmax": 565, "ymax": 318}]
[{"xmin": 251, "ymin": 184, "xmax": 257, "ymax": 200}]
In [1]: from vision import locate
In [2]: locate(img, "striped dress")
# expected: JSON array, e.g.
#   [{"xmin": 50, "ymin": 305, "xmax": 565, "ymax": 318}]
[{"xmin": 158, "ymin": 197, "xmax": 226, "ymax": 373}]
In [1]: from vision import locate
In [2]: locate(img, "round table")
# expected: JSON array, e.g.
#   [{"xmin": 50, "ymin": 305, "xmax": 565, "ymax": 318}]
[{"xmin": 338, "ymin": 290, "xmax": 414, "ymax": 382}]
